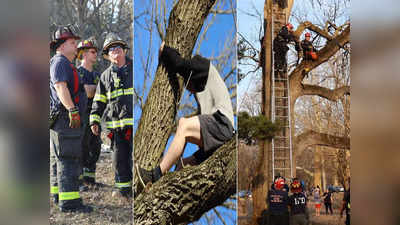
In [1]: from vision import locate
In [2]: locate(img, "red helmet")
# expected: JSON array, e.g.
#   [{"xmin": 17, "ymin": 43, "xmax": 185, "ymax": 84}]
[
  {"xmin": 291, "ymin": 179, "xmax": 302, "ymax": 192},
  {"xmin": 50, "ymin": 25, "xmax": 80, "ymax": 50},
  {"xmin": 286, "ymin": 23, "xmax": 294, "ymax": 30},
  {"xmin": 305, "ymin": 32, "xmax": 311, "ymax": 37},
  {"xmin": 274, "ymin": 178, "xmax": 285, "ymax": 190}
]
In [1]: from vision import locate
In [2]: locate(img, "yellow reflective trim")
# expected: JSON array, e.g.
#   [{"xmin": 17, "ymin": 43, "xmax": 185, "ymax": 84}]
[
  {"xmin": 107, "ymin": 88, "xmax": 133, "ymax": 100},
  {"xmin": 94, "ymin": 94, "xmax": 107, "ymax": 103},
  {"xmin": 89, "ymin": 114, "xmax": 101, "ymax": 124},
  {"xmin": 79, "ymin": 174, "xmax": 83, "ymax": 180},
  {"xmin": 115, "ymin": 181, "xmax": 132, "ymax": 188},
  {"xmin": 50, "ymin": 186, "xmax": 59, "ymax": 194},
  {"xmin": 59, "ymin": 192, "xmax": 80, "ymax": 201},
  {"xmin": 105, "ymin": 118, "xmax": 133, "ymax": 129}
]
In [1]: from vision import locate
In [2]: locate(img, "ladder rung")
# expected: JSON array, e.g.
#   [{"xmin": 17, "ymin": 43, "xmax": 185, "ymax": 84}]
[
  {"xmin": 274, "ymin": 88, "xmax": 287, "ymax": 90},
  {"xmin": 275, "ymin": 136, "xmax": 289, "ymax": 139},
  {"xmin": 274, "ymin": 146, "xmax": 290, "ymax": 149},
  {"xmin": 275, "ymin": 106, "xmax": 288, "ymax": 108},
  {"xmin": 275, "ymin": 97, "xmax": 289, "ymax": 99},
  {"xmin": 274, "ymin": 168, "xmax": 291, "ymax": 170},
  {"xmin": 274, "ymin": 157, "xmax": 289, "ymax": 160}
]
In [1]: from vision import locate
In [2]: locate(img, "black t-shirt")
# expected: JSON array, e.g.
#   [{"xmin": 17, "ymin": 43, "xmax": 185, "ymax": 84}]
[
  {"xmin": 267, "ymin": 189, "xmax": 289, "ymax": 215},
  {"xmin": 323, "ymin": 192, "xmax": 332, "ymax": 203},
  {"xmin": 289, "ymin": 192, "xmax": 307, "ymax": 215}
]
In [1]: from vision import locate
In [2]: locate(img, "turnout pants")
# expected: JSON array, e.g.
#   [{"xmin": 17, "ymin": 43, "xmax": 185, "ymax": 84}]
[
  {"xmin": 81, "ymin": 117, "xmax": 101, "ymax": 183},
  {"xmin": 111, "ymin": 129, "xmax": 132, "ymax": 194},
  {"xmin": 50, "ymin": 115, "xmax": 83, "ymax": 209}
]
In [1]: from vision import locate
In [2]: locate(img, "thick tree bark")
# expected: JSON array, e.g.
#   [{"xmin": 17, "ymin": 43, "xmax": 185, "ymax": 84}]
[
  {"xmin": 134, "ymin": 0, "xmax": 216, "ymax": 188},
  {"xmin": 134, "ymin": 139, "xmax": 236, "ymax": 225}
]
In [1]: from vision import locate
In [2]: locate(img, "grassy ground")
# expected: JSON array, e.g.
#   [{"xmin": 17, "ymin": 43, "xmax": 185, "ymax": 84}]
[{"xmin": 49, "ymin": 151, "xmax": 132, "ymax": 225}]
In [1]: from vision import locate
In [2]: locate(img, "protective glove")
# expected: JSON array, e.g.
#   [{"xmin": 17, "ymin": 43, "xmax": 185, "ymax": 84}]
[{"xmin": 68, "ymin": 107, "xmax": 81, "ymax": 128}]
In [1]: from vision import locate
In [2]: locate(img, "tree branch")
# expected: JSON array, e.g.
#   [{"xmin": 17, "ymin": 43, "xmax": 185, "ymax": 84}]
[
  {"xmin": 295, "ymin": 129, "xmax": 350, "ymax": 156},
  {"xmin": 301, "ymin": 84, "xmax": 350, "ymax": 101},
  {"xmin": 290, "ymin": 24, "xmax": 350, "ymax": 83},
  {"xmin": 134, "ymin": 139, "xmax": 237, "ymax": 225}
]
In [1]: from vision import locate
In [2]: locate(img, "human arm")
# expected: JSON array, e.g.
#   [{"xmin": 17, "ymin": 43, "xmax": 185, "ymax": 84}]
[{"xmin": 89, "ymin": 76, "xmax": 107, "ymax": 135}]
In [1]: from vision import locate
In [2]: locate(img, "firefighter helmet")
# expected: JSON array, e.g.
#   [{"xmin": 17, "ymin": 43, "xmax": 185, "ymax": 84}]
[
  {"xmin": 305, "ymin": 32, "xmax": 311, "ymax": 37},
  {"xmin": 274, "ymin": 178, "xmax": 285, "ymax": 190},
  {"xmin": 102, "ymin": 33, "xmax": 129, "ymax": 57},
  {"xmin": 290, "ymin": 179, "xmax": 302, "ymax": 192},
  {"xmin": 50, "ymin": 25, "xmax": 80, "ymax": 50},
  {"xmin": 286, "ymin": 23, "xmax": 294, "ymax": 30},
  {"xmin": 77, "ymin": 38, "xmax": 97, "ymax": 60}
]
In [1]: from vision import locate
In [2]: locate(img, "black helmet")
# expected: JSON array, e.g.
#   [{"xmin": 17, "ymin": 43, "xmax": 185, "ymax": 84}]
[
  {"xmin": 50, "ymin": 25, "xmax": 80, "ymax": 50},
  {"xmin": 102, "ymin": 33, "xmax": 129, "ymax": 57}
]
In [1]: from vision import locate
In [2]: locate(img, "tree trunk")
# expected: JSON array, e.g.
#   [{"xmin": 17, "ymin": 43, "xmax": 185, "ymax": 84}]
[
  {"xmin": 251, "ymin": 1, "xmax": 272, "ymax": 224},
  {"xmin": 134, "ymin": 0, "xmax": 217, "ymax": 190},
  {"xmin": 134, "ymin": 139, "xmax": 236, "ymax": 225}
]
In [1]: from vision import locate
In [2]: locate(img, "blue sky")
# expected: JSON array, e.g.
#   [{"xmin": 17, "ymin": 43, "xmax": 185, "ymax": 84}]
[{"xmin": 134, "ymin": 1, "xmax": 237, "ymax": 224}]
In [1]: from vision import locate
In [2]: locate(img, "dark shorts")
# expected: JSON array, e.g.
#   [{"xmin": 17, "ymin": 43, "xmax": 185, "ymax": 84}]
[{"xmin": 193, "ymin": 110, "xmax": 234, "ymax": 163}]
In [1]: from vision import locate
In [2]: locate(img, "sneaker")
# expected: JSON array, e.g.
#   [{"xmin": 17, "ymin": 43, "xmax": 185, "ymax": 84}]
[
  {"xmin": 60, "ymin": 204, "xmax": 93, "ymax": 213},
  {"xmin": 135, "ymin": 164, "xmax": 153, "ymax": 188}
]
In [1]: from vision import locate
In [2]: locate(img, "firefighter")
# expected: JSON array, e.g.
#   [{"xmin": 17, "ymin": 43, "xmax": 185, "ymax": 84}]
[
  {"xmin": 288, "ymin": 178, "xmax": 310, "ymax": 225},
  {"xmin": 267, "ymin": 177, "xmax": 290, "ymax": 225},
  {"xmin": 49, "ymin": 25, "xmax": 92, "ymax": 213},
  {"xmin": 273, "ymin": 23, "xmax": 301, "ymax": 73},
  {"xmin": 301, "ymin": 32, "xmax": 318, "ymax": 76},
  {"xmin": 76, "ymin": 38, "xmax": 102, "ymax": 186},
  {"xmin": 301, "ymin": 32, "xmax": 317, "ymax": 62},
  {"xmin": 135, "ymin": 43, "xmax": 234, "ymax": 190},
  {"xmin": 89, "ymin": 33, "xmax": 133, "ymax": 198}
]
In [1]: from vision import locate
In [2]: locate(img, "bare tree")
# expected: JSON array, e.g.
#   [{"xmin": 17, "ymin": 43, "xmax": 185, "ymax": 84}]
[
  {"xmin": 50, "ymin": 0, "xmax": 133, "ymax": 72},
  {"xmin": 237, "ymin": 0, "xmax": 350, "ymax": 222}
]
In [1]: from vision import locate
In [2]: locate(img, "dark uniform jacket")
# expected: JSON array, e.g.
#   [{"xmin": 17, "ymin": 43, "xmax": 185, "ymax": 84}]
[
  {"xmin": 301, "ymin": 39, "xmax": 316, "ymax": 60},
  {"xmin": 274, "ymin": 26, "xmax": 300, "ymax": 52},
  {"xmin": 289, "ymin": 192, "xmax": 308, "ymax": 215},
  {"xmin": 89, "ymin": 57, "xmax": 133, "ymax": 131},
  {"xmin": 267, "ymin": 189, "xmax": 289, "ymax": 215}
]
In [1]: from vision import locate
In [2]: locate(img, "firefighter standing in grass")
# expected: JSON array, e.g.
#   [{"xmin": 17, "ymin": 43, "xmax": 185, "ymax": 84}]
[
  {"xmin": 89, "ymin": 33, "xmax": 133, "ymax": 198},
  {"xmin": 76, "ymin": 38, "xmax": 102, "ymax": 186},
  {"xmin": 49, "ymin": 25, "xmax": 92, "ymax": 213}
]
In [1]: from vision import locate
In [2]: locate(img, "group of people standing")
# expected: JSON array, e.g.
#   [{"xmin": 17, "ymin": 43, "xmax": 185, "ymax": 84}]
[
  {"xmin": 266, "ymin": 177, "xmax": 309, "ymax": 225},
  {"xmin": 49, "ymin": 25, "xmax": 133, "ymax": 213}
]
